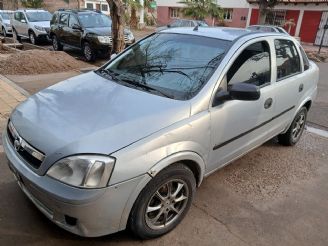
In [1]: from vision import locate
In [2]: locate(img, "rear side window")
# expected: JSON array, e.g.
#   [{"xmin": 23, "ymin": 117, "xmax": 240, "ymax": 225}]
[
  {"xmin": 275, "ymin": 39, "xmax": 301, "ymax": 80},
  {"xmin": 299, "ymin": 46, "xmax": 310, "ymax": 71},
  {"xmin": 227, "ymin": 41, "xmax": 271, "ymax": 87},
  {"xmin": 59, "ymin": 13, "xmax": 68, "ymax": 26},
  {"xmin": 51, "ymin": 13, "xmax": 59, "ymax": 24}
]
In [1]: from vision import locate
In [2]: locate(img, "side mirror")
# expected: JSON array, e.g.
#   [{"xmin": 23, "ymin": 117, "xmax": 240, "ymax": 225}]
[
  {"xmin": 72, "ymin": 24, "xmax": 82, "ymax": 30},
  {"xmin": 110, "ymin": 53, "xmax": 117, "ymax": 60},
  {"xmin": 21, "ymin": 19, "xmax": 26, "ymax": 23},
  {"xmin": 213, "ymin": 83, "xmax": 260, "ymax": 107},
  {"xmin": 167, "ymin": 24, "xmax": 171, "ymax": 28}
]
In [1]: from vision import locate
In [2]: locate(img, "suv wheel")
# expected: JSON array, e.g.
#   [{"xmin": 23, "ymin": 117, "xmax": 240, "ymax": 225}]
[
  {"xmin": 52, "ymin": 35, "xmax": 63, "ymax": 51},
  {"xmin": 13, "ymin": 29, "xmax": 21, "ymax": 42},
  {"xmin": 83, "ymin": 42, "xmax": 95, "ymax": 62},
  {"xmin": 29, "ymin": 31, "xmax": 37, "ymax": 45},
  {"xmin": 129, "ymin": 163, "xmax": 196, "ymax": 239},
  {"xmin": 2, "ymin": 27, "xmax": 7, "ymax": 37},
  {"xmin": 278, "ymin": 107, "xmax": 307, "ymax": 146}
]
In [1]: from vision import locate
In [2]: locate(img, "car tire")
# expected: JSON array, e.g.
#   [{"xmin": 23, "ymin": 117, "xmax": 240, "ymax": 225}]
[
  {"xmin": 13, "ymin": 29, "xmax": 21, "ymax": 42},
  {"xmin": 82, "ymin": 42, "xmax": 96, "ymax": 62},
  {"xmin": 129, "ymin": 163, "xmax": 196, "ymax": 239},
  {"xmin": 29, "ymin": 31, "xmax": 38, "ymax": 45},
  {"xmin": 52, "ymin": 35, "xmax": 63, "ymax": 51},
  {"xmin": 278, "ymin": 107, "xmax": 307, "ymax": 146},
  {"xmin": 2, "ymin": 27, "xmax": 7, "ymax": 37}
]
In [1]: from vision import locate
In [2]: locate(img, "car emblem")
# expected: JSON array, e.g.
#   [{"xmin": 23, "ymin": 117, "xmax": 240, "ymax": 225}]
[{"xmin": 14, "ymin": 137, "xmax": 22, "ymax": 152}]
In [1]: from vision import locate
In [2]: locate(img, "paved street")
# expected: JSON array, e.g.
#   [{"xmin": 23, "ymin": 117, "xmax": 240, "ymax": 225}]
[{"xmin": 0, "ymin": 51, "xmax": 327, "ymax": 245}]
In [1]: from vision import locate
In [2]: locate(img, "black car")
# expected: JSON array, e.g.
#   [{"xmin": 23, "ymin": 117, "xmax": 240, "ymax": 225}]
[{"xmin": 50, "ymin": 9, "xmax": 135, "ymax": 61}]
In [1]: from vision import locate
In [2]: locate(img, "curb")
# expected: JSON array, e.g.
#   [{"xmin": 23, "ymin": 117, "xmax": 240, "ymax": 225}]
[{"xmin": 0, "ymin": 74, "xmax": 30, "ymax": 97}]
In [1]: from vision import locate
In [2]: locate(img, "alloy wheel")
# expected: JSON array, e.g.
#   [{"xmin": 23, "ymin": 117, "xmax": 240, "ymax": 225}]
[
  {"xmin": 84, "ymin": 44, "xmax": 92, "ymax": 61},
  {"xmin": 292, "ymin": 112, "xmax": 305, "ymax": 142},
  {"xmin": 53, "ymin": 37, "xmax": 58, "ymax": 50},
  {"xmin": 30, "ymin": 33, "xmax": 35, "ymax": 45},
  {"xmin": 145, "ymin": 179, "xmax": 189, "ymax": 230}
]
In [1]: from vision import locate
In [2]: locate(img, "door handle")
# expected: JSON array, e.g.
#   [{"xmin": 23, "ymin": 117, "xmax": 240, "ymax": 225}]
[
  {"xmin": 299, "ymin": 83, "xmax": 304, "ymax": 92},
  {"xmin": 264, "ymin": 98, "xmax": 273, "ymax": 109}
]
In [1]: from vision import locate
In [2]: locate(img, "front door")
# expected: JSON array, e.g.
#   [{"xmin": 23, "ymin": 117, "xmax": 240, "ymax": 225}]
[
  {"xmin": 208, "ymin": 39, "xmax": 276, "ymax": 173},
  {"xmin": 67, "ymin": 14, "xmax": 82, "ymax": 48}
]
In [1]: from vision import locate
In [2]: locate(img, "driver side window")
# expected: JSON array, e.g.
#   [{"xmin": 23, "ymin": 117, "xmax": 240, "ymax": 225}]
[{"xmin": 226, "ymin": 41, "xmax": 271, "ymax": 88}]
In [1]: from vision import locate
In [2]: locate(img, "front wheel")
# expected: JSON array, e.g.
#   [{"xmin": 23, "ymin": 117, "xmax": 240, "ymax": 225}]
[
  {"xmin": 278, "ymin": 107, "xmax": 307, "ymax": 146},
  {"xmin": 29, "ymin": 31, "xmax": 37, "ymax": 45},
  {"xmin": 129, "ymin": 164, "xmax": 196, "ymax": 239},
  {"xmin": 82, "ymin": 42, "xmax": 95, "ymax": 62}
]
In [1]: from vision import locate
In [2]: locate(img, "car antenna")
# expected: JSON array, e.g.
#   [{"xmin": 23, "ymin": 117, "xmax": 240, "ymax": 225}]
[{"xmin": 193, "ymin": 25, "xmax": 199, "ymax": 31}]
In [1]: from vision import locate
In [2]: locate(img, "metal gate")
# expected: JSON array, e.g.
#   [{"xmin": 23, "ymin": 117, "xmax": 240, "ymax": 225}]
[{"xmin": 315, "ymin": 12, "xmax": 328, "ymax": 46}]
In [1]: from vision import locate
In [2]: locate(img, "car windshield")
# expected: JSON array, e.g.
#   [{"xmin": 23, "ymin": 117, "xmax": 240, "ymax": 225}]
[
  {"xmin": 100, "ymin": 33, "xmax": 231, "ymax": 100},
  {"xmin": 0, "ymin": 12, "xmax": 12, "ymax": 20},
  {"xmin": 78, "ymin": 13, "xmax": 112, "ymax": 28},
  {"xmin": 26, "ymin": 11, "xmax": 52, "ymax": 22}
]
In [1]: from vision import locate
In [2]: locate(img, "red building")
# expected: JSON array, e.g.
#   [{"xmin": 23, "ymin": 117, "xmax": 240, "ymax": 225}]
[{"xmin": 247, "ymin": 0, "xmax": 328, "ymax": 45}]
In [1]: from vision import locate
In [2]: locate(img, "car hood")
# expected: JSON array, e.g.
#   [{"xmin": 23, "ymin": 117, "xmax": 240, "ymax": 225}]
[
  {"xmin": 30, "ymin": 21, "xmax": 50, "ymax": 28},
  {"xmin": 3, "ymin": 19, "xmax": 11, "ymax": 25},
  {"xmin": 85, "ymin": 26, "xmax": 131, "ymax": 36},
  {"xmin": 10, "ymin": 72, "xmax": 190, "ymax": 161}
]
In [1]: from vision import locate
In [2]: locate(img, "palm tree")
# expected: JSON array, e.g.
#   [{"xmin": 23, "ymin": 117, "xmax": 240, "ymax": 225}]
[
  {"xmin": 179, "ymin": 0, "xmax": 222, "ymax": 25},
  {"xmin": 124, "ymin": 0, "xmax": 141, "ymax": 29}
]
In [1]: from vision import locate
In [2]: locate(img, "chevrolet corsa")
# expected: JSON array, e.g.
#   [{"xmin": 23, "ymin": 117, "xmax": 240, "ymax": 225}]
[{"xmin": 3, "ymin": 27, "xmax": 318, "ymax": 239}]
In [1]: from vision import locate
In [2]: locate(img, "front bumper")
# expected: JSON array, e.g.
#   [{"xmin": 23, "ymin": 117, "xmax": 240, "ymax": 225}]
[
  {"xmin": 5, "ymin": 26, "xmax": 12, "ymax": 34},
  {"xmin": 2, "ymin": 129, "xmax": 149, "ymax": 237}
]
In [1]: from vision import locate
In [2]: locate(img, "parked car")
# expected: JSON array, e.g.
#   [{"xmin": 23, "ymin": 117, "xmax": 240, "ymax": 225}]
[
  {"xmin": 247, "ymin": 25, "xmax": 289, "ymax": 34},
  {"xmin": 0, "ymin": 10, "xmax": 14, "ymax": 36},
  {"xmin": 156, "ymin": 19, "xmax": 208, "ymax": 31},
  {"xmin": 11, "ymin": 9, "xmax": 52, "ymax": 44},
  {"xmin": 3, "ymin": 27, "xmax": 318, "ymax": 239},
  {"xmin": 50, "ymin": 9, "xmax": 135, "ymax": 61}
]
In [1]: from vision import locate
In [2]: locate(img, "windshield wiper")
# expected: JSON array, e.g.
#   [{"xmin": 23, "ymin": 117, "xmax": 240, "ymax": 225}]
[
  {"xmin": 96, "ymin": 69, "xmax": 174, "ymax": 99},
  {"xmin": 119, "ymin": 77, "xmax": 174, "ymax": 99}
]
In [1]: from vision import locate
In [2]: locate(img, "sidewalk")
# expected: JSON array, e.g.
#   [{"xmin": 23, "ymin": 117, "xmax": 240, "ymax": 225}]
[{"xmin": 0, "ymin": 76, "xmax": 27, "ymax": 151}]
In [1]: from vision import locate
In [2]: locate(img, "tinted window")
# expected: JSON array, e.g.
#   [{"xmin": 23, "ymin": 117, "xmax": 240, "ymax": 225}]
[
  {"xmin": 102, "ymin": 33, "xmax": 231, "ymax": 100},
  {"xmin": 59, "ymin": 13, "xmax": 68, "ymax": 25},
  {"xmin": 14, "ymin": 12, "xmax": 20, "ymax": 21},
  {"xmin": 51, "ymin": 13, "xmax": 59, "ymax": 24},
  {"xmin": 69, "ymin": 14, "xmax": 79, "ymax": 28},
  {"xmin": 170, "ymin": 20, "xmax": 180, "ymax": 27},
  {"xmin": 275, "ymin": 39, "xmax": 301, "ymax": 80},
  {"xmin": 299, "ymin": 46, "xmax": 310, "ymax": 71},
  {"xmin": 26, "ymin": 11, "xmax": 52, "ymax": 22},
  {"xmin": 78, "ymin": 13, "xmax": 111, "ymax": 28},
  {"xmin": 227, "ymin": 41, "xmax": 271, "ymax": 87}
]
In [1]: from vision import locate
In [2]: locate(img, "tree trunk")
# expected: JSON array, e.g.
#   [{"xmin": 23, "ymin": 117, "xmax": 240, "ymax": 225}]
[
  {"xmin": 212, "ymin": 17, "xmax": 215, "ymax": 26},
  {"xmin": 130, "ymin": 7, "xmax": 138, "ymax": 29},
  {"xmin": 258, "ymin": 1, "xmax": 268, "ymax": 24},
  {"xmin": 77, "ymin": 0, "xmax": 80, "ymax": 10},
  {"xmin": 107, "ymin": 0, "xmax": 125, "ymax": 54}
]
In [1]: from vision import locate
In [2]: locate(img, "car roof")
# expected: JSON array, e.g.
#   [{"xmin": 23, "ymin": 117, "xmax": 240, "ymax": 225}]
[
  {"xmin": 160, "ymin": 27, "xmax": 255, "ymax": 41},
  {"xmin": 0, "ymin": 10, "xmax": 14, "ymax": 12},
  {"xmin": 16, "ymin": 9, "xmax": 49, "ymax": 13},
  {"xmin": 56, "ymin": 9, "xmax": 102, "ymax": 14}
]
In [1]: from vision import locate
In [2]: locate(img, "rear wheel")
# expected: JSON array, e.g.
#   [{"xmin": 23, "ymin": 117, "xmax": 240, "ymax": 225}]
[
  {"xmin": 278, "ymin": 107, "xmax": 307, "ymax": 146},
  {"xmin": 52, "ymin": 35, "xmax": 63, "ymax": 51},
  {"xmin": 82, "ymin": 42, "xmax": 95, "ymax": 62},
  {"xmin": 129, "ymin": 163, "xmax": 196, "ymax": 239}
]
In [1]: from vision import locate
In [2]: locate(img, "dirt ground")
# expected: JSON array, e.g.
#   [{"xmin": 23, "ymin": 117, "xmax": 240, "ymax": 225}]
[{"xmin": 0, "ymin": 49, "xmax": 91, "ymax": 75}]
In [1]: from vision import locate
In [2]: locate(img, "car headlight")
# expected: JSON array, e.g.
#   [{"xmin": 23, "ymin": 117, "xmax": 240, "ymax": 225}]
[
  {"xmin": 127, "ymin": 32, "xmax": 134, "ymax": 40},
  {"xmin": 97, "ymin": 36, "xmax": 111, "ymax": 44},
  {"xmin": 34, "ymin": 25, "xmax": 45, "ymax": 32},
  {"xmin": 47, "ymin": 155, "xmax": 115, "ymax": 188}
]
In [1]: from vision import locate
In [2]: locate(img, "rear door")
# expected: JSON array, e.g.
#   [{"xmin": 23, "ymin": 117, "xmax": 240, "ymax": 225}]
[
  {"xmin": 269, "ymin": 38, "xmax": 303, "ymax": 131},
  {"xmin": 58, "ymin": 13, "xmax": 69, "ymax": 44},
  {"xmin": 208, "ymin": 39, "xmax": 277, "ymax": 173}
]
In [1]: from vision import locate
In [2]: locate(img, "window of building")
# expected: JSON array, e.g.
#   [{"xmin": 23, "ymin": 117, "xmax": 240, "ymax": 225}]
[
  {"xmin": 170, "ymin": 8, "xmax": 179, "ymax": 18},
  {"xmin": 223, "ymin": 9, "xmax": 233, "ymax": 21},
  {"xmin": 265, "ymin": 10, "xmax": 286, "ymax": 26},
  {"xmin": 275, "ymin": 39, "xmax": 301, "ymax": 80},
  {"xmin": 86, "ymin": 3, "xmax": 94, "ymax": 9},
  {"xmin": 102, "ymin": 4, "xmax": 109, "ymax": 12},
  {"xmin": 227, "ymin": 41, "xmax": 271, "ymax": 87}
]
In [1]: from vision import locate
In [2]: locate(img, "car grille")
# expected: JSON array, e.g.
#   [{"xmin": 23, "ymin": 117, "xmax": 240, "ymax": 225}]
[
  {"xmin": 108, "ymin": 35, "xmax": 130, "ymax": 45},
  {"xmin": 7, "ymin": 121, "xmax": 45, "ymax": 169}
]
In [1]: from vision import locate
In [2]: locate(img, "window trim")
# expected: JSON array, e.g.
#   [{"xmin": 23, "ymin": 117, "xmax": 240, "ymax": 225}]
[{"xmin": 274, "ymin": 38, "xmax": 302, "ymax": 82}]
